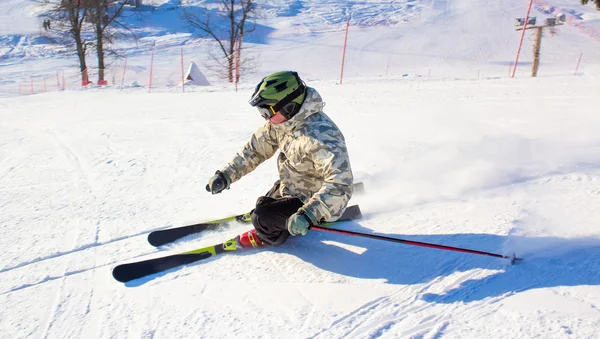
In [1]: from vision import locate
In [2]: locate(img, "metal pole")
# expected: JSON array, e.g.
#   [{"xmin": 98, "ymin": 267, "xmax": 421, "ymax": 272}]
[
  {"xmin": 512, "ymin": 0, "xmax": 534, "ymax": 78},
  {"xmin": 311, "ymin": 226, "xmax": 523, "ymax": 263}
]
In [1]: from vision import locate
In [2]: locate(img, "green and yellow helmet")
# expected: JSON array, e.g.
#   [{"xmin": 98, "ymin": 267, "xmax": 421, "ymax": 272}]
[{"xmin": 249, "ymin": 71, "xmax": 307, "ymax": 119}]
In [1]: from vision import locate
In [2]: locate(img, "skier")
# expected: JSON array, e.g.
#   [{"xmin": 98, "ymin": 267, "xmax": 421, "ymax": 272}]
[{"xmin": 206, "ymin": 71, "xmax": 354, "ymax": 247}]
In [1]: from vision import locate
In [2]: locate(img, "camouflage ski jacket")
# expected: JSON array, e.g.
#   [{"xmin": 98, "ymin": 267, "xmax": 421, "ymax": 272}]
[{"xmin": 221, "ymin": 87, "xmax": 353, "ymax": 224}]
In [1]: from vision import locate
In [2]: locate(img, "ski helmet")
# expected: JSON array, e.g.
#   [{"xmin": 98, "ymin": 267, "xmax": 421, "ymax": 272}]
[{"xmin": 249, "ymin": 71, "xmax": 306, "ymax": 120}]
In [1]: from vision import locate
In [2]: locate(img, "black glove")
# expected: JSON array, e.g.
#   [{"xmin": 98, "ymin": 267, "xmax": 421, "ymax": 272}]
[{"xmin": 205, "ymin": 170, "xmax": 231, "ymax": 194}]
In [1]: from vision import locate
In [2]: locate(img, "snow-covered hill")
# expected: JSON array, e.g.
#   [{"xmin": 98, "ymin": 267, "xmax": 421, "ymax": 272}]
[
  {"xmin": 1, "ymin": 1, "xmax": 599, "ymax": 338},
  {"xmin": 1, "ymin": 0, "xmax": 600, "ymax": 96}
]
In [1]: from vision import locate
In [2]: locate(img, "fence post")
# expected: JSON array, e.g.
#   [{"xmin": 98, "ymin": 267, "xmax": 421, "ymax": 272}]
[
  {"xmin": 121, "ymin": 57, "xmax": 128, "ymax": 91},
  {"xmin": 574, "ymin": 52, "xmax": 583, "ymax": 75},
  {"xmin": 235, "ymin": 38, "xmax": 240, "ymax": 92},
  {"xmin": 180, "ymin": 48, "xmax": 185, "ymax": 93},
  {"xmin": 149, "ymin": 43, "xmax": 155, "ymax": 93},
  {"xmin": 339, "ymin": 18, "xmax": 350, "ymax": 85}
]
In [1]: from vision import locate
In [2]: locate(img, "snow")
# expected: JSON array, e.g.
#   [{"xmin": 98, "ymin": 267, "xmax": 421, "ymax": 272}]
[{"xmin": 1, "ymin": 0, "xmax": 600, "ymax": 338}]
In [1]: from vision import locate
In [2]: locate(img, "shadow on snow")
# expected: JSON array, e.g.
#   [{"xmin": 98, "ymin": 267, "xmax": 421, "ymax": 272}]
[
  {"xmin": 288, "ymin": 221, "xmax": 600, "ymax": 303},
  {"xmin": 123, "ymin": 220, "xmax": 600, "ymax": 302}
]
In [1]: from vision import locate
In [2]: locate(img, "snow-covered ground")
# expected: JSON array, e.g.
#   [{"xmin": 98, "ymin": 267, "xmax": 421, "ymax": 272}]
[{"xmin": 1, "ymin": 0, "xmax": 600, "ymax": 338}]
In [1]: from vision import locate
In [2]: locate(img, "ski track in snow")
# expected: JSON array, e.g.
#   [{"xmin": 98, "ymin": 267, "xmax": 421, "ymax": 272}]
[
  {"xmin": 2, "ymin": 81, "xmax": 600, "ymax": 336},
  {"xmin": 1, "ymin": 0, "xmax": 600, "ymax": 338},
  {"xmin": 38, "ymin": 228, "xmax": 78, "ymax": 339},
  {"xmin": 309, "ymin": 267, "xmax": 501, "ymax": 338}
]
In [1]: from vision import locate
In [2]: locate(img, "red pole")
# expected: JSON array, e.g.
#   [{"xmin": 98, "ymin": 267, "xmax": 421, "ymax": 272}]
[
  {"xmin": 312, "ymin": 226, "xmax": 523, "ymax": 263},
  {"xmin": 180, "ymin": 48, "xmax": 185, "ymax": 93},
  {"xmin": 149, "ymin": 43, "xmax": 155, "ymax": 93},
  {"xmin": 121, "ymin": 57, "xmax": 128, "ymax": 91},
  {"xmin": 56, "ymin": 71, "xmax": 60, "ymax": 91},
  {"xmin": 339, "ymin": 18, "xmax": 350, "ymax": 85},
  {"xmin": 511, "ymin": 0, "xmax": 534, "ymax": 78},
  {"xmin": 235, "ymin": 38, "xmax": 240, "ymax": 92},
  {"xmin": 574, "ymin": 52, "xmax": 583, "ymax": 75}
]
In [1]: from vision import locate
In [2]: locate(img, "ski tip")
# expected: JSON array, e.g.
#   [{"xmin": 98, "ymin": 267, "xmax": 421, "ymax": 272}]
[
  {"xmin": 112, "ymin": 265, "xmax": 131, "ymax": 283},
  {"xmin": 147, "ymin": 233, "xmax": 161, "ymax": 247}
]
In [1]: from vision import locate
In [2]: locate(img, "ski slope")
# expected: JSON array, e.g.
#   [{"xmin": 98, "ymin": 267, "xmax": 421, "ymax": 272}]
[{"xmin": 1, "ymin": 0, "xmax": 600, "ymax": 338}]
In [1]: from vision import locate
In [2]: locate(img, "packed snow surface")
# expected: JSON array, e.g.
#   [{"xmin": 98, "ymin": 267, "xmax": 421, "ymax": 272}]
[{"xmin": 1, "ymin": 0, "xmax": 600, "ymax": 338}]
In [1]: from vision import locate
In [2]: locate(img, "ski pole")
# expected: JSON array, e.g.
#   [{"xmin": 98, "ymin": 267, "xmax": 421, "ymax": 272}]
[{"xmin": 311, "ymin": 226, "xmax": 523, "ymax": 264}]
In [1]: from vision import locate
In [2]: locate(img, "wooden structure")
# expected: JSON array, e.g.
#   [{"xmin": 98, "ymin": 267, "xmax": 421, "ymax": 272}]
[{"xmin": 515, "ymin": 16, "xmax": 565, "ymax": 77}]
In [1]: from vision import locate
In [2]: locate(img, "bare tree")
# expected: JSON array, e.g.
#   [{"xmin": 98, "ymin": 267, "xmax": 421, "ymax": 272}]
[
  {"xmin": 87, "ymin": 0, "xmax": 128, "ymax": 84},
  {"xmin": 182, "ymin": 0, "xmax": 257, "ymax": 82},
  {"xmin": 48, "ymin": 0, "xmax": 92, "ymax": 85},
  {"xmin": 580, "ymin": 0, "xmax": 600, "ymax": 10}
]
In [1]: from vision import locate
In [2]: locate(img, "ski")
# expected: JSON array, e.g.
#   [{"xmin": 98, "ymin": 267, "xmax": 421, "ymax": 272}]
[
  {"xmin": 147, "ymin": 182, "xmax": 366, "ymax": 247},
  {"xmin": 113, "ymin": 236, "xmax": 245, "ymax": 283},
  {"xmin": 147, "ymin": 211, "xmax": 252, "ymax": 247},
  {"xmin": 113, "ymin": 205, "xmax": 362, "ymax": 283}
]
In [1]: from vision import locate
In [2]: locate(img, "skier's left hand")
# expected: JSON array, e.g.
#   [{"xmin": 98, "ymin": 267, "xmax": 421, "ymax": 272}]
[{"xmin": 287, "ymin": 209, "xmax": 315, "ymax": 236}]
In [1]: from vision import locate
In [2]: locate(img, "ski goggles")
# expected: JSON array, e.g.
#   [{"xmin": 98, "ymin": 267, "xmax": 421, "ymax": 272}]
[{"xmin": 257, "ymin": 105, "xmax": 277, "ymax": 120}]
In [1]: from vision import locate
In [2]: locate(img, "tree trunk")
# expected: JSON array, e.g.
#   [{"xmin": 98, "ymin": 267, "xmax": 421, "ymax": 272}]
[
  {"xmin": 236, "ymin": 36, "xmax": 243, "ymax": 83},
  {"xmin": 94, "ymin": 2, "xmax": 106, "ymax": 85},
  {"xmin": 74, "ymin": 34, "xmax": 88, "ymax": 84},
  {"xmin": 96, "ymin": 20, "xmax": 106, "ymax": 84},
  {"xmin": 69, "ymin": 7, "xmax": 88, "ymax": 86},
  {"xmin": 228, "ymin": 54, "xmax": 234, "ymax": 82}
]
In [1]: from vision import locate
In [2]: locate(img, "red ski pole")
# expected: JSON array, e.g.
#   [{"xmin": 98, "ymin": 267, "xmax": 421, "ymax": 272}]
[{"xmin": 311, "ymin": 226, "xmax": 522, "ymax": 264}]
